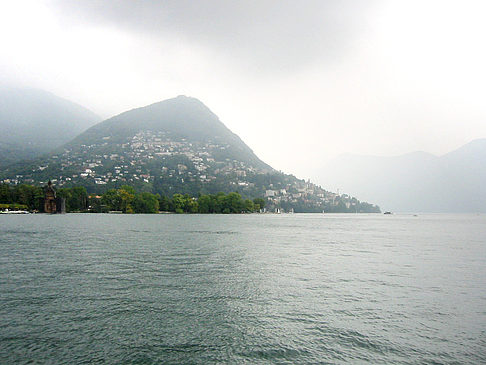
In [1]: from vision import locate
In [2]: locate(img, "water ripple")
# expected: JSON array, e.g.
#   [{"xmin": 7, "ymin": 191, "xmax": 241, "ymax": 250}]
[{"xmin": 0, "ymin": 213, "xmax": 485, "ymax": 364}]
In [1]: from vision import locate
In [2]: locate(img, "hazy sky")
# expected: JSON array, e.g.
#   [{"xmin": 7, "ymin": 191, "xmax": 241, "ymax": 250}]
[{"xmin": 1, "ymin": 0, "xmax": 486, "ymax": 178}]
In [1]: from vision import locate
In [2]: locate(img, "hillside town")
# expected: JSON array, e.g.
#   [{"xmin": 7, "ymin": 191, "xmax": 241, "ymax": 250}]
[{"xmin": 2, "ymin": 130, "xmax": 379, "ymax": 213}]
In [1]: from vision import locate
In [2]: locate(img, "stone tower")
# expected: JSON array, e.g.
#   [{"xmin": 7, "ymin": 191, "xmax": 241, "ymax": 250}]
[
  {"xmin": 44, "ymin": 180, "xmax": 57, "ymax": 213},
  {"xmin": 44, "ymin": 180, "xmax": 65, "ymax": 213}
]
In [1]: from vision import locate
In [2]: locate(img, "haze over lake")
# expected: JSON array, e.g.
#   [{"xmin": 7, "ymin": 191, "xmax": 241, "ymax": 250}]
[{"xmin": 1, "ymin": 214, "xmax": 485, "ymax": 364}]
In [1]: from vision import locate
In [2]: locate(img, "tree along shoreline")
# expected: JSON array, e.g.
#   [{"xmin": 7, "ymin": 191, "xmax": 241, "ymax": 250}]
[
  {"xmin": 1, "ymin": 183, "xmax": 380, "ymax": 214},
  {"xmin": 0, "ymin": 184, "xmax": 266, "ymax": 214}
]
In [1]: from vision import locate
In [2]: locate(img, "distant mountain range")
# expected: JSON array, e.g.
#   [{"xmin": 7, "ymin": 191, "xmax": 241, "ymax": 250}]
[
  {"xmin": 316, "ymin": 139, "xmax": 486, "ymax": 212},
  {"xmin": 0, "ymin": 92, "xmax": 378, "ymax": 213},
  {"xmin": 0, "ymin": 87, "xmax": 100, "ymax": 168}
]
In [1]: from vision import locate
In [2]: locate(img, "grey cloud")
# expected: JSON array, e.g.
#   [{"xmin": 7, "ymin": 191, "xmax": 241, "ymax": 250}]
[{"xmin": 51, "ymin": 0, "xmax": 378, "ymax": 73}]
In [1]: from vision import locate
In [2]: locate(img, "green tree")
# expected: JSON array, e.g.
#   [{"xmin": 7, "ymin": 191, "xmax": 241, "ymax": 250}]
[
  {"xmin": 0, "ymin": 184, "xmax": 11, "ymax": 204},
  {"xmin": 119, "ymin": 188, "xmax": 135, "ymax": 213},
  {"xmin": 184, "ymin": 195, "xmax": 199, "ymax": 213},
  {"xmin": 213, "ymin": 192, "xmax": 226, "ymax": 213},
  {"xmin": 14, "ymin": 184, "xmax": 43, "ymax": 211},
  {"xmin": 253, "ymin": 198, "xmax": 265, "ymax": 211},
  {"xmin": 158, "ymin": 195, "xmax": 170, "ymax": 211},
  {"xmin": 70, "ymin": 187, "xmax": 88, "ymax": 211},
  {"xmin": 225, "ymin": 192, "xmax": 244, "ymax": 213},
  {"xmin": 244, "ymin": 199, "xmax": 255, "ymax": 212},
  {"xmin": 101, "ymin": 189, "xmax": 122, "ymax": 211},
  {"xmin": 120, "ymin": 185, "xmax": 136, "ymax": 195},
  {"xmin": 58, "ymin": 186, "xmax": 88, "ymax": 212},
  {"xmin": 171, "ymin": 194, "xmax": 185, "ymax": 213},
  {"xmin": 133, "ymin": 192, "xmax": 159, "ymax": 213},
  {"xmin": 197, "ymin": 194, "xmax": 211, "ymax": 213}
]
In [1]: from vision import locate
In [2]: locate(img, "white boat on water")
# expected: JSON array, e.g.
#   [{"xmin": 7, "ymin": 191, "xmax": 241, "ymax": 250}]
[{"xmin": 0, "ymin": 210, "xmax": 30, "ymax": 214}]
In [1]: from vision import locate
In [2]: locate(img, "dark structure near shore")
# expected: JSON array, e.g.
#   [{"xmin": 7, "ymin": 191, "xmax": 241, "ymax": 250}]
[{"xmin": 44, "ymin": 180, "xmax": 65, "ymax": 214}]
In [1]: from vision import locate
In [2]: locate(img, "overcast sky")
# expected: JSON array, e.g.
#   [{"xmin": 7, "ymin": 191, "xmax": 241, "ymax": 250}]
[{"xmin": 1, "ymin": 0, "xmax": 486, "ymax": 178}]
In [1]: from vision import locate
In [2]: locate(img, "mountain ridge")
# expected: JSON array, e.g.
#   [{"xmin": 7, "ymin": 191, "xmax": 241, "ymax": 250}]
[
  {"xmin": 0, "ymin": 87, "xmax": 101, "ymax": 167},
  {"xmin": 316, "ymin": 139, "xmax": 486, "ymax": 212}
]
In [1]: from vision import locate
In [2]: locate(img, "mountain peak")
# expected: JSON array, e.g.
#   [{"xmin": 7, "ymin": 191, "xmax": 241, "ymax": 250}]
[
  {"xmin": 442, "ymin": 138, "xmax": 486, "ymax": 159},
  {"xmin": 69, "ymin": 96, "xmax": 271, "ymax": 170}
]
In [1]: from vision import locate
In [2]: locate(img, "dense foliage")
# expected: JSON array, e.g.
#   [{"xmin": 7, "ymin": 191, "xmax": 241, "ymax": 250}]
[
  {"xmin": 0, "ymin": 182, "xmax": 381, "ymax": 214},
  {"xmin": 92, "ymin": 186, "xmax": 264, "ymax": 214},
  {"xmin": 1, "ymin": 181, "xmax": 379, "ymax": 214},
  {"xmin": 0, "ymin": 183, "xmax": 265, "ymax": 214},
  {"xmin": 0, "ymin": 183, "xmax": 44, "ymax": 211}
]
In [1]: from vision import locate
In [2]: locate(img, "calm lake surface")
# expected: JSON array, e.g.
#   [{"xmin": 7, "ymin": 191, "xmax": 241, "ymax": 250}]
[{"xmin": 0, "ymin": 213, "xmax": 485, "ymax": 364}]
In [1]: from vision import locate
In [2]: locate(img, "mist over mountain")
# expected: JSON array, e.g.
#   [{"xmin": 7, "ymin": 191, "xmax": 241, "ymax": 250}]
[
  {"xmin": 316, "ymin": 139, "xmax": 486, "ymax": 212},
  {"xmin": 1, "ymin": 95, "xmax": 379, "ymax": 213},
  {"xmin": 0, "ymin": 87, "xmax": 100, "ymax": 168}
]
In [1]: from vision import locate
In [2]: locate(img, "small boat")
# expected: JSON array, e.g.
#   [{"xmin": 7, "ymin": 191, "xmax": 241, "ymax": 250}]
[
  {"xmin": 384, "ymin": 211, "xmax": 393, "ymax": 215},
  {"xmin": 0, "ymin": 210, "xmax": 30, "ymax": 214}
]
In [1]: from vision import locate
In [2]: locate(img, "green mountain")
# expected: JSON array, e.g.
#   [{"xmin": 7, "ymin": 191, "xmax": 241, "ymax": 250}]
[
  {"xmin": 0, "ymin": 87, "xmax": 100, "ymax": 168},
  {"xmin": 1, "ymin": 96, "xmax": 379, "ymax": 213},
  {"xmin": 68, "ymin": 95, "xmax": 270, "ymax": 170}
]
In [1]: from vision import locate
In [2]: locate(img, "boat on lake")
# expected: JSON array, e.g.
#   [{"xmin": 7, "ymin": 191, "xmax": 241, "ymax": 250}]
[{"xmin": 0, "ymin": 209, "xmax": 30, "ymax": 214}]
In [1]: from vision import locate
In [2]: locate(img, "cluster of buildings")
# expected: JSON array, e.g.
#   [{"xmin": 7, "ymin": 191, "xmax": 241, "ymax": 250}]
[
  {"xmin": 2, "ymin": 130, "xmax": 369, "ymax": 212},
  {"xmin": 3, "ymin": 130, "xmax": 265, "ymax": 188},
  {"xmin": 262, "ymin": 180, "xmax": 361, "ymax": 212}
]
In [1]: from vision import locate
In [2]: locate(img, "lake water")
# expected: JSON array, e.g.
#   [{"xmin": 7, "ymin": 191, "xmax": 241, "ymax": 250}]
[{"xmin": 0, "ymin": 213, "xmax": 485, "ymax": 364}]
